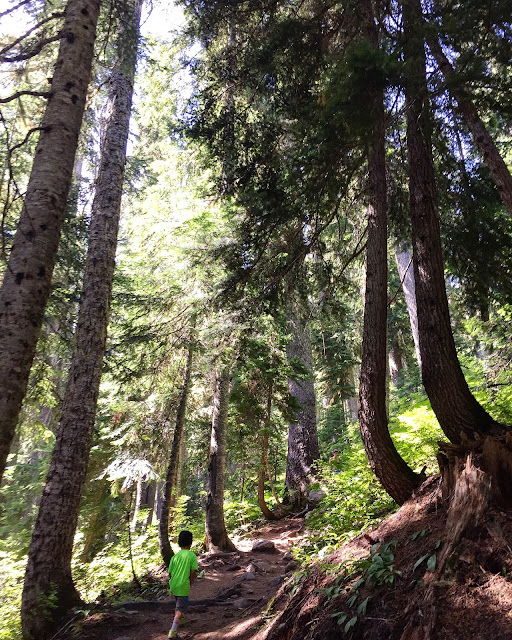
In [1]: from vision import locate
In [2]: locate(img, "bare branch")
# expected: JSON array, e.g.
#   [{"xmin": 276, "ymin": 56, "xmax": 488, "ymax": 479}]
[
  {"xmin": 0, "ymin": 111, "xmax": 43, "ymax": 261},
  {"xmin": 0, "ymin": 90, "xmax": 51, "ymax": 104},
  {"xmin": 9, "ymin": 124, "xmax": 46, "ymax": 154},
  {"xmin": 1, "ymin": 33, "xmax": 62, "ymax": 63},
  {"xmin": 0, "ymin": 0, "xmax": 32, "ymax": 20},
  {"xmin": 388, "ymin": 252, "xmax": 413, "ymax": 308},
  {"xmin": 0, "ymin": 11, "xmax": 65, "ymax": 58}
]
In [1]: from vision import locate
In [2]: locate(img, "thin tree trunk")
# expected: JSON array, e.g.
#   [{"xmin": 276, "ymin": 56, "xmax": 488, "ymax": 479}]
[
  {"xmin": 402, "ymin": 0, "xmax": 500, "ymax": 444},
  {"xmin": 143, "ymin": 482, "xmax": 156, "ymax": 529},
  {"xmin": 257, "ymin": 384, "xmax": 280, "ymax": 520},
  {"xmin": 155, "ymin": 481, "xmax": 164, "ymax": 521},
  {"xmin": 264, "ymin": 384, "xmax": 286, "ymax": 515},
  {"xmin": 257, "ymin": 429, "xmax": 278, "ymax": 520},
  {"xmin": 205, "ymin": 367, "xmax": 236, "ymax": 552},
  {"xmin": 159, "ymin": 338, "xmax": 194, "ymax": 566},
  {"xmin": 426, "ymin": 34, "xmax": 512, "ymax": 217},
  {"xmin": 0, "ymin": 0, "xmax": 102, "ymax": 485},
  {"xmin": 21, "ymin": 4, "xmax": 142, "ymax": 636},
  {"xmin": 285, "ymin": 301, "xmax": 320, "ymax": 507},
  {"xmin": 358, "ymin": 0, "xmax": 421, "ymax": 506},
  {"xmin": 130, "ymin": 477, "xmax": 143, "ymax": 532},
  {"xmin": 344, "ymin": 367, "xmax": 358, "ymax": 422},
  {"xmin": 175, "ymin": 437, "xmax": 186, "ymax": 501},
  {"xmin": 388, "ymin": 339, "xmax": 405, "ymax": 385},
  {"xmin": 394, "ymin": 248, "xmax": 422, "ymax": 369},
  {"xmin": 240, "ymin": 471, "xmax": 245, "ymax": 502}
]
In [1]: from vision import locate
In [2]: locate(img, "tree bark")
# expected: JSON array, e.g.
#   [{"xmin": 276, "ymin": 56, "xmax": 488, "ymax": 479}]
[
  {"xmin": 159, "ymin": 338, "xmax": 194, "ymax": 566},
  {"xmin": 0, "ymin": 0, "xmax": 102, "ymax": 485},
  {"xmin": 402, "ymin": 0, "xmax": 501, "ymax": 444},
  {"xmin": 21, "ymin": 3, "xmax": 142, "ymax": 636},
  {"xmin": 205, "ymin": 366, "xmax": 236, "ymax": 552},
  {"xmin": 426, "ymin": 34, "xmax": 512, "ymax": 217},
  {"xmin": 285, "ymin": 301, "xmax": 320, "ymax": 507},
  {"xmin": 358, "ymin": 0, "xmax": 421, "ymax": 505},
  {"xmin": 388, "ymin": 338, "xmax": 405, "ymax": 386}
]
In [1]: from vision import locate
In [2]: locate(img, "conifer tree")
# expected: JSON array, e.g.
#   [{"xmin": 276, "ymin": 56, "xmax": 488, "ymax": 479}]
[
  {"xmin": 21, "ymin": 1, "xmax": 142, "ymax": 635},
  {"xmin": 285, "ymin": 294, "xmax": 320, "ymax": 507},
  {"xmin": 402, "ymin": 0, "xmax": 502, "ymax": 444},
  {"xmin": 358, "ymin": 0, "xmax": 421, "ymax": 505},
  {"xmin": 159, "ymin": 332, "xmax": 195, "ymax": 566},
  {"xmin": 0, "ymin": 0, "xmax": 102, "ymax": 483},
  {"xmin": 205, "ymin": 365, "xmax": 236, "ymax": 552}
]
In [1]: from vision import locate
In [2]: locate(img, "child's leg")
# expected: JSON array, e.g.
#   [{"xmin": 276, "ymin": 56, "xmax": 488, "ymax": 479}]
[{"xmin": 169, "ymin": 597, "xmax": 189, "ymax": 638}]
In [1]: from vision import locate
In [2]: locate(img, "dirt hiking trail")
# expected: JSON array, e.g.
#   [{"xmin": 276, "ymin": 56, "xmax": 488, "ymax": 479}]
[{"xmin": 63, "ymin": 518, "xmax": 304, "ymax": 640}]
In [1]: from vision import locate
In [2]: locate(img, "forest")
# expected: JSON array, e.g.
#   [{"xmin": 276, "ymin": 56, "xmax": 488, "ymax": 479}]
[{"xmin": 1, "ymin": 0, "xmax": 512, "ymax": 638}]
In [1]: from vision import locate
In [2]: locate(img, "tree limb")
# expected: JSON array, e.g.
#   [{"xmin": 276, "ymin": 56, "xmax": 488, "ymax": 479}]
[
  {"xmin": 0, "ymin": 90, "xmax": 51, "ymax": 104},
  {"xmin": 0, "ymin": 11, "xmax": 65, "ymax": 58},
  {"xmin": 1, "ymin": 33, "xmax": 62, "ymax": 63},
  {"xmin": 0, "ymin": 0, "xmax": 31, "ymax": 20}
]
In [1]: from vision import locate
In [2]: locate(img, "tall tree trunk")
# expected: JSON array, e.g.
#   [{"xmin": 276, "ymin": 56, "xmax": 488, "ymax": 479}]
[
  {"xmin": 358, "ymin": 0, "xmax": 421, "ymax": 506},
  {"xmin": 344, "ymin": 367, "xmax": 359, "ymax": 422},
  {"xmin": 21, "ymin": 3, "xmax": 142, "ymax": 636},
  {"xmin": 0, "ymin": 0, "xmax": 102, "ymax": 485},
  {"xmin": 159, "ymin": 338, "xmax": 194, "ymax": 566},
  {"xmin": 394, "ymin": 247, "xmax": 422, "ymax": 369},
  {"xmin": 425, "ymin": 34, "xmax": 512, "ymax": 217},
  {"xmin": 402, "ymin": 0, "xmax": 500, "ymax": 444},
  {"xmin": 285, "ymin": 301, "xmax": 320, "ymax": 507},
  {"xmin": 205, "ymin": 366, "xmax": 236, "ymax": 552}
]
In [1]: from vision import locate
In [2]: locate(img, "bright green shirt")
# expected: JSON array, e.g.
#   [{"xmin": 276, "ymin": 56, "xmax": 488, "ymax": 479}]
[{"xmin": 168, "ymin": 549, "xmax": 198, "ymax": 596}]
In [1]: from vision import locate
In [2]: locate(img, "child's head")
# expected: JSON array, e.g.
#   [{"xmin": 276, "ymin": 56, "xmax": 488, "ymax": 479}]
[{"xmin": 178, "ymin": 530, "xmax": 193, "ymax": 548}]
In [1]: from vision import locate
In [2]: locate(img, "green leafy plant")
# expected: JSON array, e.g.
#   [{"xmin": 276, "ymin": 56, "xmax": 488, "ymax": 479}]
[
  {"xmin": 320, "ymin": 541, "xmax": 400, "ymax": 637},
  {"xmin": 413, "ymin": 540, "xmax": 442, "ymax": 573}
]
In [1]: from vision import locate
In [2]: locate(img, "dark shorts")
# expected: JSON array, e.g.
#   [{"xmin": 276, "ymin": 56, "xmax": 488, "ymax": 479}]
[{"xmin": 175, "ymin": 596, "xmax": 189, "ymax": 613}]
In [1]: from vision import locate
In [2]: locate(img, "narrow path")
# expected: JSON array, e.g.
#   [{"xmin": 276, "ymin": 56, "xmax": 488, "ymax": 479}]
[{"xmin": 64, "ymin": 518, "xmax": 304, "ymax": 640}]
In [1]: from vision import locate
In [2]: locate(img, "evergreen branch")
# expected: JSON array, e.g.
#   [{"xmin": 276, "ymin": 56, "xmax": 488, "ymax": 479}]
[
  {"xmin": 312, "ymin": 226, "xmax": 368, "ymax": 316},
  {"xmin": 0, "ymin": 11, "xmax": 64, "ymax": 58},
  {"xmin": 0, "ymin": 90, "xmax": 51, "ymax": 104}
]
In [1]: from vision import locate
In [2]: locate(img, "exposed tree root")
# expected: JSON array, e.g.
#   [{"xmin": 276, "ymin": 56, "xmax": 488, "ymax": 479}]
[{"xmin": 399, "ymin": 454, "xmax": 492, "ymax": 640}]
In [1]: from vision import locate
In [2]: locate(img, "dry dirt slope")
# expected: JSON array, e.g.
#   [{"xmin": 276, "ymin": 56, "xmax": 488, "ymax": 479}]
[{"xmin": 263, "ymin": 476, "xmax": 512, "ymax": 640}]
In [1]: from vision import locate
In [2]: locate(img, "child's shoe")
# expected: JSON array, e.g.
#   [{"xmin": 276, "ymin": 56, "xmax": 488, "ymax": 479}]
[{"xmin": 168, "ymin": 631, "xmax": 178, "ymax": 639}]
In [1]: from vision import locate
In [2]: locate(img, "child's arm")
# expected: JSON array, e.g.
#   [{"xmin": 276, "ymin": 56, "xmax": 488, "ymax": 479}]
[{"xmin": 189, "ymin": 569, "xmax": 196, "ymax": 585}]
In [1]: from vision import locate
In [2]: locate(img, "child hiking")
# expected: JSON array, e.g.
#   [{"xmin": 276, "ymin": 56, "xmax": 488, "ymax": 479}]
[{"xmin": 168, "ymin": 530, "xmax": 198, "ymax": 639}]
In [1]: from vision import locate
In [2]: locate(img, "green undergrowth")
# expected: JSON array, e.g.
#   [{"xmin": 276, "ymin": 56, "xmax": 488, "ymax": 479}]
[
  {"xmin": 0, "ymin": 496, "xmax": 204, "ymax": 638},
  {"xmin": 296, "ymin": 399, "xmax": 442, "ymax": 563},
  {"xmin": 74, "ymin": 497, "xmax": 205, "ymax": 603}
]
